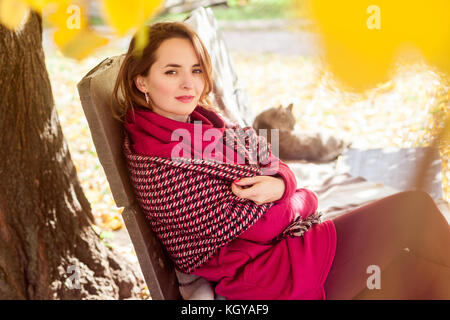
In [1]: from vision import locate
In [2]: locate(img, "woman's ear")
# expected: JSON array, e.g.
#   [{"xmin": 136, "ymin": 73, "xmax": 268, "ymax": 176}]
[{"xmin": 134, "ymin": 75, "xmax": 146, "ymax": 94}]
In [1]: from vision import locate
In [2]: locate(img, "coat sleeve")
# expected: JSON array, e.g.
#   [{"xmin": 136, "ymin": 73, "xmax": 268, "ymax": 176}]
[{"xmin": 260, "ymin": 151, "xmax": 298, "ymax": 204}]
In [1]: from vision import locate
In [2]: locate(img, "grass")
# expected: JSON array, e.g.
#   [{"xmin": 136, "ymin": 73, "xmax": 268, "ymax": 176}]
[
  {"xmin": 152, "ymin": 0, "xmax": 298, "ymax": 23},
  {"xmin": 212, "ymin": 0, "xmax": 297, "ymax": 20}
]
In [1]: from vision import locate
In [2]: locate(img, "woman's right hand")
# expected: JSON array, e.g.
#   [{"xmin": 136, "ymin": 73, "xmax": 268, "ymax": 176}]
[{"xmin": 231, "ymin": 175, "xmax": 285, "ymax": 205}]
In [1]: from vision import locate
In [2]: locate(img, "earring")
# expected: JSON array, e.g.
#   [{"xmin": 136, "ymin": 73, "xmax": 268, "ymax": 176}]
[{"xmin": 144, "ymin": 92, "xmax": 149, "ymax": 104}]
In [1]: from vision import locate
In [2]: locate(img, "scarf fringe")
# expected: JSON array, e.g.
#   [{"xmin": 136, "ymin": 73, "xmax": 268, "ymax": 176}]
[{"xmin": 272, "ymin": 211, "xmax": 323, "ymax": 244}]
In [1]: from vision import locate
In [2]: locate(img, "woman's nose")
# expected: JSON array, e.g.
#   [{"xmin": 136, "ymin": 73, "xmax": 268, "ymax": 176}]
[{"xmin": 180, "ymin": 74, "xmax": 194, "ymax": 89}]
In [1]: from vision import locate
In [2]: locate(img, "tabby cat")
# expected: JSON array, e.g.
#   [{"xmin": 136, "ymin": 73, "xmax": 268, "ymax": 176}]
[{"xmin": 252, "ymin": 103, "xmax": 351, "ymax": 162}]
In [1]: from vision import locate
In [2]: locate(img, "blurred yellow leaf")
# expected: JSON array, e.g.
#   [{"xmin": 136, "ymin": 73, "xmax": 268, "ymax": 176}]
[
  {"xmin": 0, "ymin": 0, "xmax": 29, "ymax": 30},
  {"xmin": 101, "ymin": 0, "xmax": 165, "ymax": 36},
  {"xmin": 100, "ymin": 213, "xmax": 123, "ymax": 231},
  {"xmin": 134, "ymin": 24, "xmax": 150, "ymax": 56},
  {"xmin": 24, "ymin": 0, "xmax": 55, "ymax": 12},
  {"xmin": 303, "ymin": 0, "xmax": 450, "ymax": 92},
  {"xmin": 54, "ymin": 27, "xmax": 109, "ymax": 60},
  {"xmin": 47, "ymin": 0, "xmax": 108, "ymax": 60}
]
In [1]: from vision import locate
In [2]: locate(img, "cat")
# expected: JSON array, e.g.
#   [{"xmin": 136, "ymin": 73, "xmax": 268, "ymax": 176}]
[{"xmin": 252, "ymin": 103, "xmax": 351, "ymax": 162}]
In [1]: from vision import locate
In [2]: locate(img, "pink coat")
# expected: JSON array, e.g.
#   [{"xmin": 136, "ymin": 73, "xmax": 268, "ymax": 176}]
[{"xmin": 125, "ymin": 105, "xmax": 337, "ymax": 300}]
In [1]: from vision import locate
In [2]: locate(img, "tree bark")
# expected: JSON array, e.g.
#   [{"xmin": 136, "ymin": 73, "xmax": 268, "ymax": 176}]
[{"xmin": 0, "ymin": 10, "xmax": 145, "ymax": 299}]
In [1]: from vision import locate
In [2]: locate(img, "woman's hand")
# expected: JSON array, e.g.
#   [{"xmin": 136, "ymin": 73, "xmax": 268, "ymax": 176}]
[{"xmin": 231, "ymin": 175, "xmax": 286, "ymax": 205}]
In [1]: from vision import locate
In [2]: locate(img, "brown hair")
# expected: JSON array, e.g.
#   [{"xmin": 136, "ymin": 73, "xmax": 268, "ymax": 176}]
[{"xmin": 111, "ymin": 21, "xmax": 217, "ymax": 122}]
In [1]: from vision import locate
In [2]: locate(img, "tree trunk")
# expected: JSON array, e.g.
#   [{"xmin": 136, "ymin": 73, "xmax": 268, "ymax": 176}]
[{"xmin": 0, "ymin": 11, "xmax": 145, "ymax": 299}]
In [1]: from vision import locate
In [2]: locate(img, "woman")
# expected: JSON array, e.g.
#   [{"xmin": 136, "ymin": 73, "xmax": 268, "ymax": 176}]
[{"xmin": 112, "ymin": 21, "xmax": 450, "ymax": 300}]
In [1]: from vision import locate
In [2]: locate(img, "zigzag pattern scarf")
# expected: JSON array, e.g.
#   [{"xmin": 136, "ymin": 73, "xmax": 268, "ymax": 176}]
[{"xmin": 124, "ymin": 122, "xmax": 322, "ymax": 273}]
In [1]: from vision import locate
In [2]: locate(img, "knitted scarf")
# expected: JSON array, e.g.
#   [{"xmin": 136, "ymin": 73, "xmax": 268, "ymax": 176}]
[{"xmin": 123, "ymin": 106, "xmax": 321, "ymax": 273}]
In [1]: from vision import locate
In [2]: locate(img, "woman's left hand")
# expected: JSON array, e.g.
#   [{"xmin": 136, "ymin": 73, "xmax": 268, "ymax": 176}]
[{"xmin": 231, "ymin": 175, "xmax": 286, "ymax": 205}]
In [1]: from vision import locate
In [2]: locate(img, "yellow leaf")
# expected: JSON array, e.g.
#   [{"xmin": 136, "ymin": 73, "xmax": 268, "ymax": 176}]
[
  {"xmin": 109, "ymin": 216, "xmax": 123, "ymax": 231},
  {"xmin": 24, "ymin": 0, "xmax": 55, "ymax": 12},
  {"xmin": 54, "ymin": 26, "xmax": 109, "ymax": 60},
  {"xmin": 0, "ymin": 0, "xmax": 29, "ymax": 30},
  {"xmin": 46, "ymin": 0, "xmax": 107, "ymax": 60},
  {"xmin": 100, "ymin": 213, "xmax": 123, "ymax": 231},
  {"xmin": 133, "ymin": 25, "xmax": 150, "ymax": 57},
  {"xmin": 101, "ymin": 0, "xmax": 165, "ymax": 36},
  {"xmin": 302, "ymin": 0, "xmax": 450, "ymax": 92}
]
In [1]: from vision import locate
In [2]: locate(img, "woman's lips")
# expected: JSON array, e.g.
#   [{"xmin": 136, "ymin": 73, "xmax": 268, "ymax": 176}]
[{"xmin": 175, "ymin": 96, "xmax": 194, "ymax": 103}]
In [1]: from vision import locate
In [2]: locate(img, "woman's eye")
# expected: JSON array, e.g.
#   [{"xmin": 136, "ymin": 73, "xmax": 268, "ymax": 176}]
[{"xmin": 165, "ymin": 69, "xmax": 203, "ymax": 75}]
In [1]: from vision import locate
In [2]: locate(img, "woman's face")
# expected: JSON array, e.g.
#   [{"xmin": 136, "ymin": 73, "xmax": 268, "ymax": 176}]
[{"xmin": 135, "ymin": 37, "xmax": 205, "ymax": 122}]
